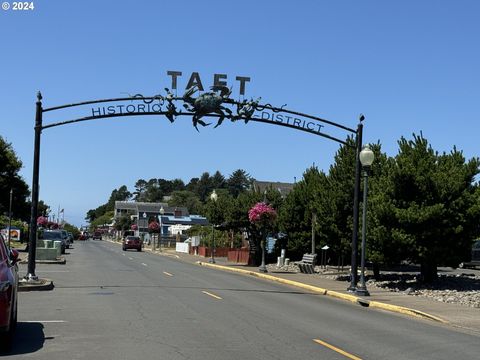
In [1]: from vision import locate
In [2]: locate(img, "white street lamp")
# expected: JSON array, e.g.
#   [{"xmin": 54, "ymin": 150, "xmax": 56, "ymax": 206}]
[
  {"xmin": 359, "ymin": 144, "xmax": 375, "ymax": 167},
  {"xmin": 356, "ymin": 144, "xmax": 374, "ymax": 296}
]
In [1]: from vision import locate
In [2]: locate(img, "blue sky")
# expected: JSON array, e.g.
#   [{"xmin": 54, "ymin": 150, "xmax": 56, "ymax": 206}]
[{"xmin": 1, "ymin": 1, "xmax": 479, "ymax": 227}]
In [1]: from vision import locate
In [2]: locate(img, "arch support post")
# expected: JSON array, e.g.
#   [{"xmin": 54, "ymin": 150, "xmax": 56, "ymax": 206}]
[
  {"xmin": 26, "ymin": 92, "xmax": 43, "ymax": 281},
  {"xmin": 348, "ymin": 120, "xmax": 363, "ymax": 292}
]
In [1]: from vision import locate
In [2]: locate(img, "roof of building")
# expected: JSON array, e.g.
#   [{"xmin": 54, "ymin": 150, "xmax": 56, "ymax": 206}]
[
  {"xmin": 160, "ymin": 215, "xmax": 208, "ymax": 226},
  {"xmin": 252, "ymin": 180, "xmax": 295, "ymax": 197},
  {"xmin": 114, "ymin": 201, "xmax": 189, "ymax": 216}
]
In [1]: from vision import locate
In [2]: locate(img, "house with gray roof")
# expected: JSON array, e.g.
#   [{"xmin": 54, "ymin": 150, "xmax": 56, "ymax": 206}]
[
  {"xmin": 114, "ymin": 201, "xmax": 208, "ymax": 236},
  {"xmin": 252, "ymin": 181, "xmax": 294, "ymax": 198}
]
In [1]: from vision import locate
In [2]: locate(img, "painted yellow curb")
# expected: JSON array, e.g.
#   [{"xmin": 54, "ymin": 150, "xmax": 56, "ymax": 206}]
[
  {"xmin": 196, "ymin": 261, "xmax": 448, "ymax": 324},
  {"xmin": 368, "ymin": 301, "xmax": 448, "ymax": 323},
  {"xmin": 326, "ymin": 290, "xmax": 359, "ymax": 304}
]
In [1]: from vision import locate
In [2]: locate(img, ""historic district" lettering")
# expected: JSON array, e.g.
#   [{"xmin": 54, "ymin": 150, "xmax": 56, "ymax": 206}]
[
  {"xmin": 260, "ymin": 111, "xmax": 324, "ymax": 134},
  {"xmin": 91, "ymin": 103, "xmax": 162, "ymax": 117},
  {"xmin": 90, "ymin": 107, "xmax": 325, "ymax": 135}
]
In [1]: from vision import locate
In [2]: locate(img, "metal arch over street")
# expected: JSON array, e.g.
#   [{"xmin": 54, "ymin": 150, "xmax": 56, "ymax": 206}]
[
  {"xmin": 41, "ymin": 95, "xmax": 357, "ymax": 145},
  {"xmin": 26, "ymin": 89, "xmax": 365, "ymax": 294}
]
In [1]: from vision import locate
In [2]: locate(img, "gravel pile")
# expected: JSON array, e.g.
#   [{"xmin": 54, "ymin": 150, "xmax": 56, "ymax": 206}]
[
  {"xmin": 266, "ymin": 263, "xmax": 300, "ymax": 273},
  {"xmin": 266, "ymin": 263, "xmax": 480, "ymax": 308},
  {"xmin": 366, "ymin": 273, "xmax": 480, "ymax": 308}
]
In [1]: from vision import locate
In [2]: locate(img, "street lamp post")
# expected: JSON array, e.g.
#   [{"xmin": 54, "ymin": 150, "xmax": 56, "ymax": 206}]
[
  {"xmin": 356, "ymin": 144, "xmax": 374, "ymax": 296},
  {"xmin": 209, "ymin": 190, "xmax": 218, "ymax": 264},
  {"xmin": 158, "ymin": 206, "xmax": 164, "ymax": 251},
  {"xmin": 348, "ymin": 117, "xmax": 364, "ymax": 292}
]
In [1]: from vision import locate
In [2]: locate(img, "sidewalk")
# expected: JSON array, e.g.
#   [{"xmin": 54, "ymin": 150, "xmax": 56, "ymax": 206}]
[{"xmin": 152, "ymin": 247, "xmax": 480, "ymax": 334}]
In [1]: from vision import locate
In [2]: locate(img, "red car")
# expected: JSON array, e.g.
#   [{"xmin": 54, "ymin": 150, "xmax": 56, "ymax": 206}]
[
  {"xmin": 0, "ymin": 234, "xmax": 19, "ymax": 352},
  {"xmin": 122, "ymin": 236, "xmax": 142, "ymax": 252}
]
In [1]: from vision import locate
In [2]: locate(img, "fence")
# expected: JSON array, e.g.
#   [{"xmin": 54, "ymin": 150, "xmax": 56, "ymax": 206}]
[{"xmin": 227, "ymin": 249, "xmax": 250, "ymax": 264}]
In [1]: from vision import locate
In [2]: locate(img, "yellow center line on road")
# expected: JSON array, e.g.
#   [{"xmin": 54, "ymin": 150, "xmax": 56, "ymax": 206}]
[
  {"xmin": 313, "ymin": 339, "xmax": 362, "ymax": 360},
  {"xmin": 163, "ymin": 271, "xmax": 173, "ymax": 277},
  {"xmin": 201, "ymin": 291, "xmax": 222, "ymax": 300}
]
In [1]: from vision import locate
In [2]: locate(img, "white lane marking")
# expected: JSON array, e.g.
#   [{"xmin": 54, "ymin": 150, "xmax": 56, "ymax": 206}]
[
  {"xmin": 22, "ymin": 320, "xmax": 67, "ymax": 323},
  {"xmin": 128, "ymin": 257, "xmax": 133, "ymax": 260},
  {"xmin": 142, "ymin": 263, "xmax": 148, "ymax": 267},
  {"xmin": 163, "ymin": 271, "xmax": 173, "ymax": 277},
  {"xmin": 122, "ymin": 254, "xmax": 126, "ymax": 256}
]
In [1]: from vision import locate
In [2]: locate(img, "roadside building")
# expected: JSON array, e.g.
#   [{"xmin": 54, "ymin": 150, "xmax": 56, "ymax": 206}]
[
  {"xmin": 114, "ymin": 201, "xmax": 208, "ymax": 238},
  {"xmin": 252, "ymin": 180, "xmax": 294, "ymax": 198}
]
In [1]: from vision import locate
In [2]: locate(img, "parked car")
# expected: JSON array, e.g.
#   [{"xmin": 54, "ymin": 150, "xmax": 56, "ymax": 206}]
[
  {"xmin": 60, "ymin": 230, "xmax": 72, "ymax": 249},
  {"xmin": 67, "ymin": 232, "xmax": 74, "ymax": 244},
  {"xmin": 93, "ymin": 231, "xmax": 102, "ymax": 241},
  {"xmin": 122, "ymin": 236, "xmax": 142, "ymax": 252},
  {"xmin": 459, "ymin": 240, "xmax": 480, "ymax": 269},
  {"xmin": 0, "ymin": 234, "xmax": 19, "ymax": 352},
  {"xmin": 41, "ymin": 230, "xmax": 66, "ymax": 254}
]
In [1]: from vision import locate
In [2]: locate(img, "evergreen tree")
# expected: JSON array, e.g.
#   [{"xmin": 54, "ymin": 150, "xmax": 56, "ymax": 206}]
[
  {"xmin": 169, "ymin": 190, "xmax": 203, "ymax": 214},
  {"xmin": 195, "ymin": 172, "xmax": 214, "ymax": 202},
  {"xmin": 106, "ymin": 185, "xmax": 131, "ymax": 211},
  {"xmin": 211, "ymin": 171, "xmax": 226, "ymax": 190},
  {"xmin": 384, "ymin": 134, "xmax": 480, "ymax": 282},
  {"xmin": 0, "ymin": 136, "xmax": 30, "ymax": 221},
  {"xmin": 133, "ymin": 179, "xmax": 148, "ymax": 202},
  {"xmin": 227, "ymin": 169, "xmax": 252, "ymax": 197}
]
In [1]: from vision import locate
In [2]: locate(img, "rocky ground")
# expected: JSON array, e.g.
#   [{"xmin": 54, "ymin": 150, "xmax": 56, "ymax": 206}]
[{"xmin": 267, "ymin": 263, "xmax": 480, "ymax": 308}]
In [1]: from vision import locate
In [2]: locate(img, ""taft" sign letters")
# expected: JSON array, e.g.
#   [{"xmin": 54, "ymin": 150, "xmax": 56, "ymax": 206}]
[{"xmin": 167, "ymin": 71, "xmax": 251, "ymax": 95}]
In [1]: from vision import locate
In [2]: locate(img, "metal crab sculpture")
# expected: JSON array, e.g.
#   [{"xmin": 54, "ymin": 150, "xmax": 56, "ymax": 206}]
[
  {"xmin": 130, "ymin": 86, "xmax": 267, "ymax": 131},
  {"xmin": 182, "ymin": 85, "xmax": 234, "ymax": 131},
  {"xmin": 234, "ymin": 97, "xmax": 261, "ymax": 123}
]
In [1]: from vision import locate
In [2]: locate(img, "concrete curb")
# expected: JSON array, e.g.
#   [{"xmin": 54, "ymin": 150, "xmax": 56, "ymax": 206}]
[
  {"xmin": 18, "ymin": 278, "xmax": 54, "ymax": 292},
  {"xmin": 197, "ymin": 261, "xmax": 448, "ymax": 324},
  {"xmin": 20, "ymin": 257, "xmax": 66, "ymax": 265}
]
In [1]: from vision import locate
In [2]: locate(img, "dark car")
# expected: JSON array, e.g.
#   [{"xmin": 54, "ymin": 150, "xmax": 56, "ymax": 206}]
[
  {"xmin": 122, "ymin": 236, "xmax": 142, "ymax": 252},
  {"xmin": 459, "ymin": 240, "xmax": 480, "ymax": 269},
  {"xmin": 60, "ymin": 230, "xmax": 72, "ymax": 249},
  {"xmin": 93, "ymin": 231, "xmax": 102, "ymax": 240},
  {"xmin": 0, "ymin": 234, "xmax": 19, "ymax": 352}
]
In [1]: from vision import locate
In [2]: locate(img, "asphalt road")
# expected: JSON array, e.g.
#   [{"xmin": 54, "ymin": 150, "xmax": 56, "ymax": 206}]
[{"xmin": 6, "ymin": 240, "xmax": 479, "ymax": 360}]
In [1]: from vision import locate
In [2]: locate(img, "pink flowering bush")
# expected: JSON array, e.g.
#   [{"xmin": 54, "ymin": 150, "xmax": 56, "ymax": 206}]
[
  {"xmin": 248, "ymin": 202, "xmax": 277, "ymax": 228},
  {"xmin": 148, "ymin": 221, "xmax": 160, "ymax": 233},
  {"xmin": 37, "ymin": 216, "xmax": 48, "ymax": 226}
]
